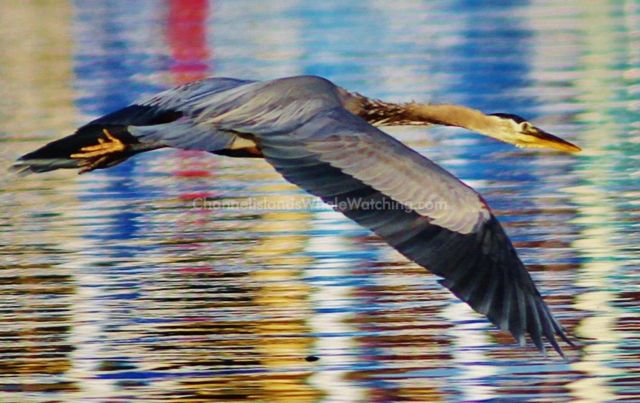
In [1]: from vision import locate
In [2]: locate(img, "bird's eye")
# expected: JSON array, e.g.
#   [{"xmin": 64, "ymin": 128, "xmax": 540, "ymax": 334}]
[{"xmin": 520, "ymin": 122, "xmax": 533, "ymax": 132}]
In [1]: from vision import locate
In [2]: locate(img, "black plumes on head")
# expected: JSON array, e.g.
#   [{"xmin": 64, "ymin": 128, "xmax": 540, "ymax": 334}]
[{"xmin": 490, "ymin": 113, "xmax": 527, "ymax": 123}]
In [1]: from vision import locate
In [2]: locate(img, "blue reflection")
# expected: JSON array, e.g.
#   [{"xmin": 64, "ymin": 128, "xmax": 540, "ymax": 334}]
[{"xmin": 72, "ymin": 1, "xmax": 169, "ymax": 240}]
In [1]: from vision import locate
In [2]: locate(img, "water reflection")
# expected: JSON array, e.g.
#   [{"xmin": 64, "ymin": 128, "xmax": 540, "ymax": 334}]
[
  {"xmin": 1, "ymin": 0, "xmax": 639, "ymax": 401},
  {"xmin": 562, "ymin": 2, "xmax": 640, "ymax": 401}
]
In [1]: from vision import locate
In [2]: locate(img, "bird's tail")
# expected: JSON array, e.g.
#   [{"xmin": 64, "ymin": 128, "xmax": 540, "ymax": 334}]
[{"xmin": 12, "ymin": 125, "xmax": 153, "ymax": 174}]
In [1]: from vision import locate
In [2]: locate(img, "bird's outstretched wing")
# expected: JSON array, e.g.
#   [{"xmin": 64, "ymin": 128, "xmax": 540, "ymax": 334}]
[{"xmin": 255, "ymin": 107, "xmax": 572, "ymax": 356}]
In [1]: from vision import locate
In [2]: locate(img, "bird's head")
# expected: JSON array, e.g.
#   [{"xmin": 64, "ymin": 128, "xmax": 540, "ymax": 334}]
[{"xmin": 489, "ymin": 113, "xmax": 581, "ymax": 153}]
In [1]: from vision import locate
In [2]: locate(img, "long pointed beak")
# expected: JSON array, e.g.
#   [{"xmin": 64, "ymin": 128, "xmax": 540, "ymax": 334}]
[{"xmin": 530, "ymin": 128, "xmax": 582, "ymax": 153}]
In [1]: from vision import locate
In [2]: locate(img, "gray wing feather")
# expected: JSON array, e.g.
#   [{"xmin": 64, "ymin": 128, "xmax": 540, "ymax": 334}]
[
  {"xmin": 139, "ymin": 77, "xmax": 256, "ymax": 113},
  {"xmin": 129, "ymin": 76, "xmax": 344, "ymax": 150},
  {"xmin": 129, "ymin": 119, "xmax": 235, "ymax": 151},
  {"xmin": 293, "ymin": 109, "xmax": 491, "ymax": 234},
  {"xmin": 254, "ymin": 107, "xmax": 570, "ymax": 356}
]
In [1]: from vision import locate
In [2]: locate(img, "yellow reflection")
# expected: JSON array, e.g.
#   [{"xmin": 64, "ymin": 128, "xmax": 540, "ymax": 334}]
[
  {"xmin": 136, "ymin": 170, "xmax": 321, "ymax": 400},
  {"xmin": 0, "ymin": 0, "xmax": 79, "ymax": 396},
  {"xmin": 0, "ymin": 0, "xmax": 76, "ymax": 144},
  {"xmin": 563, "ymin": 2, "xmax": 627, "ymax": 402},
  {"xmin": 248, "ymin": 183, "xmax": 320, "ymax": 401}
]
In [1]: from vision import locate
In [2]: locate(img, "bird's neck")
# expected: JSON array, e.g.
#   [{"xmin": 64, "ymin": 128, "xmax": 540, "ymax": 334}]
[{"xmin": 340, "ymin": 90, "xmax": 504, "ymax": 136}]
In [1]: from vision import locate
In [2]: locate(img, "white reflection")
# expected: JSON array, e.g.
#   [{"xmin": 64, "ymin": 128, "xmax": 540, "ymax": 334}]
[
  {"xmin": 546, "ymin": 1, "xmax": 630, "ymax": 401},
  {"xmin": 442, "ymin": 302, "xmax": 498, "ymax": 401},
  {"xmin": 307, "ymin": 207, "xmax": 366, "ymax": 403}
]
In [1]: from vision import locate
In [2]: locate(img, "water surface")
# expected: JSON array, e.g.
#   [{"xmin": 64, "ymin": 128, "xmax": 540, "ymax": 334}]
[{"xmin": 1, "ymin": 1, "xmax": 639, "ymax": 401}]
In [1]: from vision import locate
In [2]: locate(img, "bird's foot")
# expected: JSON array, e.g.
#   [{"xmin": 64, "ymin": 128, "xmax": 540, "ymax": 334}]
[
  {"xmin": 71, "ymin": 128, "xmax": 126, "ymax": 158},
  {"xmin": 71, "ymin": 128, "xmax": 126, "ymax": 173}
]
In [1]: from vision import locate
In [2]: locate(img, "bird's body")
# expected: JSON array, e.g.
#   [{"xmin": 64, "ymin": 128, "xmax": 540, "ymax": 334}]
[{"xmin": 14, "ymin": 75, "xmax": 580, "ymax": 357}]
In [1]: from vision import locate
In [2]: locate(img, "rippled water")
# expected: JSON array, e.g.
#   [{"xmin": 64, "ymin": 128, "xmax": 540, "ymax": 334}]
[{"xmin": 1, "ymin": 1, "xmax": 639, "ymax": 401}]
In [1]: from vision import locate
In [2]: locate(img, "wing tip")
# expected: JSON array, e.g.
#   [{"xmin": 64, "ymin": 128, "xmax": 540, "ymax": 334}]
[
  {"xmin": 527, "ymin": 297, "xmax": 577, "ymax": 360},
  {"xmin": 441, "ymin": 278, "xmax": 576, "ymax": 359}
]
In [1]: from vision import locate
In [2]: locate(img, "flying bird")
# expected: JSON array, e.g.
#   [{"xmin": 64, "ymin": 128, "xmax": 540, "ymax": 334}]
[{"xmin": 14, "ymin": 75, "xmax": 580, "ymax": 357}]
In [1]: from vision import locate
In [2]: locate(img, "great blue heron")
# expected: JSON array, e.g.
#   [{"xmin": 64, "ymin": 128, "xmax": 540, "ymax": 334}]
[{"xmin": 14, "ymin": 75, "xmax": 580, "ymax": 357}]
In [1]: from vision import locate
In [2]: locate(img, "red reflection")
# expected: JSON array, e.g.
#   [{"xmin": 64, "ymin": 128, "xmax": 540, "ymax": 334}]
[
  {"xmin": 165, "ymin": 0, "xmax": 218, "ymax": 244},
  {"xmin": 167, "ymin": 0, "xmax": 210, "ymax": 85},
  {"xmin": 166, "ymin": 0, "xmax": 214, "ymax": 177}
]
